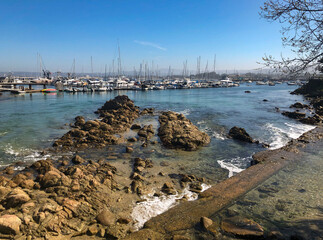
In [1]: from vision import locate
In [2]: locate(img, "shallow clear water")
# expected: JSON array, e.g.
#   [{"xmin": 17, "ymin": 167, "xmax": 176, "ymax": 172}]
[
  {"xmin": 0, "ymin": 83, "xmax": 314, "ymax": 178},
  {"xmin": 220, "ymin": 142, "xmax": 323, "ymax": 239}
]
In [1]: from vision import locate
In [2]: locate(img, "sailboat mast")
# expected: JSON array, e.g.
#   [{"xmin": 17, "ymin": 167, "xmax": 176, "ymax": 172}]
[
  {"xmin": 91, "ymin": 56, "xmax": 93, "ymax": 76},
  {"xmin": 118, "ymin": 41, "xmax": 121, "ymax": 78}
]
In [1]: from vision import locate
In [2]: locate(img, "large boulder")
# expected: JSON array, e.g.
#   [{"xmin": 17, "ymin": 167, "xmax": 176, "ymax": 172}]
[
  {"xmin": 0, "ymin": 215, "xmax": 22, "ymax": 235},
  {"xmin": 39, "ymin": 170, "xmax": 71, "ymax": 188},
  {"xmin": 3, "ymin": 189, "xmax": 30, "ymax": 208},
  {"xmin": 96, "ymin": 208, "xmax": 115, "ymax": 226},
  {"xmin": 97, "ymin": 95, "xmax": 138, "ymax": 112},
  {"xmin": 158, "ymin": 111, "xmax": 210, "ymax": 151},
  {"xmin": 228, "ymin": 126, "xmax": 254, "ymax": 143}
]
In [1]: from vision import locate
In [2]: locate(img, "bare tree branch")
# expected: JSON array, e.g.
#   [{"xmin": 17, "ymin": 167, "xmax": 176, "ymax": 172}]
[{"xmin": 260, "ymin": 0, "xmax": 323, "ymax": 75}]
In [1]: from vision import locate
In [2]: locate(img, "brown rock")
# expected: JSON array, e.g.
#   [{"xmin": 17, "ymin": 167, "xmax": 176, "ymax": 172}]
[
  {"xmin": 20, "ymin": 179, "xmax": 35, "ymax": 189},
  {"xmin": 4, "ymin": 166, "xmax": 14, "ymax": 175},
  {"xmin": 87, "ymin": 224, "xmax": 99, "ymax": 236},
  {"xmin": 228, "ymin": 126, "xmax": 254, "ymax": 143},
  {"xmin": 221, "ymin": 217, "xmax": 264, "ymax": 238},
  {"xmin": 4, "ymin": 188, "xmax": 30, "ymax": 208},
  {"xmin": 96, "ymin": 209, "xmax": 115, "ymax": 226},
  {"xmin": 282, "ymin": 111, "xmax": 306, "ymax": 120},
  {"xmin": 158, "ymin": 111, "xmax": 210, "ymax": 150},
  {"xmin": 0, "ymin": 215, "xmax": 22, "ymax": 235},
  {"xmin": 128, "ymin": 137, "xmax": 138, "ymax": 142},
  {"xmin": 200, "ymin": 216, "xmax": 213, "ymax": 230},
  {"xmin": 72, "ymin": 155, "xmax": 85, "ymax": 164},
  {"xmin": 117, "ymin": 217, "xmax": 131, "ymax": 224},
  {"xmin": 39, "ymin": 170, "xmax": 62, "ymax": 188},
  {"xmin": 131, "ymin": 124, "xmax": 141, "ymax": 130},
  {"xmin": 126, "ymin": 146, "xmax": 134, "ymax": 153}
]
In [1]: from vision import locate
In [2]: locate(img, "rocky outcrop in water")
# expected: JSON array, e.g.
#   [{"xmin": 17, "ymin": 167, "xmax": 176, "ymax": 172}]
[
  {"xmin": 228, "ymin": 126, "xmax": 254, "ymax": 143},
  {"xmin": 53, "ymin": 95, "xmax": 140, "ymax": 150},
  {"xmin": 290, "ymin": 102, "xmax": 310, "ymax": 109},
  {"xmin": 290, "ymin": 79, "xmax": 323, "ymax": 125},
  {"xmin": 281, "ymin": 111, "xmax": 306, "ymax": 120},
  {"xmin": 158, "ymin": 111, "xmax": 210, "ymax": 151}
]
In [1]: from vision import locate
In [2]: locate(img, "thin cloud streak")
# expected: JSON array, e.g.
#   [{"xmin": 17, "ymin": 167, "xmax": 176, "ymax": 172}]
[{"xmin": 134, "ymin": 40, "xmax": 167, "ymax": 51}]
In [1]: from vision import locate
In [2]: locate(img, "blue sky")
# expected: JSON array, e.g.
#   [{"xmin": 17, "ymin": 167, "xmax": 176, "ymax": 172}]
[{"xmin": 0, "ymin": 0, "xmax": 288, "ymax": 73}]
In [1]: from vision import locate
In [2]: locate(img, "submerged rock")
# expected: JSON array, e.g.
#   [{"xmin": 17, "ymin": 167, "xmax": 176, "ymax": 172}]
[
  {"xmin": 221, "ymin": 217, "xmax": 264, "ymax": 238},
  {"xmin": 228, "ymin": 126, "xmax": 254, "ymax": 143},
  {"xmin": 158, "ymin": 111, "xmax": 210, "ymax": 151},
  {"xmin": 96, "ymin": 208, "xmax": 115, "ymax": 226}
]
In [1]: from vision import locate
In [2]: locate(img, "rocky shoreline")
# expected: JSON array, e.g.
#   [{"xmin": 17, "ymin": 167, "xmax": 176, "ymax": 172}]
[
  {"xmin": 0, "ymin": 95, "xmax": 213, "ymax": 239},
  {"xmin": 1, "ymin": 79, "xmax": 322, "ymax": 239},
  {"xmin": 125, "ymin": 126, "xmax": 323, "ymax": 240}
]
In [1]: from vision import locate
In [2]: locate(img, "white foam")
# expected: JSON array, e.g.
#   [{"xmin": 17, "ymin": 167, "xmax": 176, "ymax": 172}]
[
  {"xmin": 217, "ymin": 158, "xmax": 246, "ymax": 178},
  {"xmin": 131, "ymin": 183, "xmax": 211, "ymax": 230},
  {"xmin": 14, "ymin": 166, "xmax": 25, "ymax": 171},
  {"xmin": 265, "ymin": 122, "xmax": 315, "ymax": 150},
  {"xmin": 212, "ymin": 131, "xmax": 227, "ymax": 140},
  {"xmin": 178, "ymin": 109, "xmax": 191, "ymax": 116},
  {"xmin": 0, "ymin": 131, "xmax": 8, "ymax": 137},
  {"xmin": 2, "ymin": 144, "xmax": 51, "ymax": 165}
]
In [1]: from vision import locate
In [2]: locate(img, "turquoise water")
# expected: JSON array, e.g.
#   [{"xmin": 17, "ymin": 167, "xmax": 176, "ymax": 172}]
[{"xmin": 0, "ymin": 83, "xmax": 315, "ymax": 177}]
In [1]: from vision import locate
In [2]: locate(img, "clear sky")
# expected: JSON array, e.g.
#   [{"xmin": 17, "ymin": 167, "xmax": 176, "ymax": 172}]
[{"xmin": 0, "ymin": 0, "xmax": 289, "ymax": 74}]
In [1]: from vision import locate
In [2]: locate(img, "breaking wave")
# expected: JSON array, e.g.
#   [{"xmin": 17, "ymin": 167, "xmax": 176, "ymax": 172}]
[
  {"xmin": 131, "ymin": 183, "xmax": 211, "ymax": 230},
  {"xmin": 265, "ymin": 122, "xmax": 315, "ymax": 150}
]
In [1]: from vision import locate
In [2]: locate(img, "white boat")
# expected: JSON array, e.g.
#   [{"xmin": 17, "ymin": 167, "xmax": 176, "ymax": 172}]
[
  {"xmin": 256, "ymin": 81, "xmax": 267, "ymax": 85},
  {"xmin": 10, "ymin": 89, "xmax": 25, "ymax": 94},
  {"xmin": 287, "ymin": 82, "xmax": 296, "ymax": 85},
  {"xmin": 96, "ymin": 87, "xmax": 108, "ymax": 91}
]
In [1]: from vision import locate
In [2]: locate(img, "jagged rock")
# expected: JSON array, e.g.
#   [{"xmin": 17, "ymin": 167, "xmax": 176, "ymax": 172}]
[
  {"xmin": 161, "ymin": 182, "xmax": 176, "ymax": 195},
  {"xmin": 131, "ymin": 124, "xmax": 141, "ymax": 130},
  {"xmin": 158, "ymin": 111, "xmax": 210, "ymax": 150},
  {"xmin": 282, "ymin": 111, "xmax": 306, "ymax": 120},
  {"xmin": 40, "ymin": 170, "xmax": 71, "ymax": 188},
  {"xmin": 221, "ymin": 217, "xmax": 264, "ymax": 238},
  {"xmin": 72, "ymin": 155, "xmax": 85, "ymax": 164},
  {"xmin": 74, "ymin": 116, "xmax": 85, "ymax": 127},
  {"xmin": 3, "ymin": 188, "xmax": 30, "ymax": 208},
  {"xmin": 300, "ymin": 114, "xmax": 322, "ymax": 125},
  {"xmin": 0, "ymin": 215, "xmax": 22, "ymax": 235},
  {"xmin": 290, "ymin": 102, "xmax": 309, "ymax": 109},
  {"xmin": 228, "ymin": 126, "xmax": 254, "ymax": 143},
  {"xmin": 96, "ymin": 209, "xmax": 115, "ymax": 226},
  {"xmin": 19, "ymin": 179, "xmax": 35, "ymax": 189},
  {"xmin": 140, "ymin": 108, "xmax": 154, "ymax": 115},
  {"xmin": 138, "ymin": 124, "xmax": 155, "ymax": 140},
  {"xmin": 53, "ymin": 96, "xmax": 139, "ymax": 150},
  {"xmin": 31, "ymin": 160, "xmax": 53, "ymax": 174}
]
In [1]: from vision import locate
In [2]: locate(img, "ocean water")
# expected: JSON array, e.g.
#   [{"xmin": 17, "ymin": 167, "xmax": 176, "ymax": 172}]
[{"xmin": 0, "ymin": 83, "xmax": 315, "ymax": 177}]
